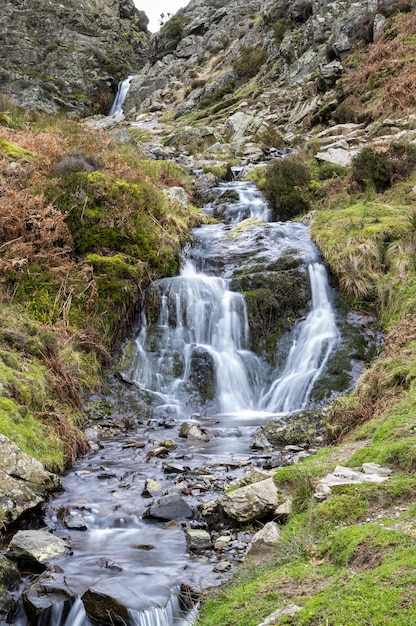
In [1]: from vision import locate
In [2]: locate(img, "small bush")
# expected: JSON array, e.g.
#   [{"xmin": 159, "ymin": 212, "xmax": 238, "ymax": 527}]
[
  {"xmin": 351, "ymin": 147, "xmax": 392, "ymax": 192},
  {"xmin": 232, "ymin": 46, "xmax": 267, "ymax": 80},
  {"xmin": 260, "ymin": 156, "xmax": 311, "ymax": 221}
]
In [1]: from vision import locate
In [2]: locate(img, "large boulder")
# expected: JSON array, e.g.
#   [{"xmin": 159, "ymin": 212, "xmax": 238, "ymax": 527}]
[
  {"xmin": 23, "ymin": 567, "xmax": 76, "ymax": 622},
  {"xmin": 220, "ymin": 478, "xmax": 283, "ymax": 524},
  {"xmin": 0, "ymin": 435, "xmax": 61, "ymax": 527},
  {"xmin": 143, "ymin": 493, "xmax": 194, "ymax": 521}
]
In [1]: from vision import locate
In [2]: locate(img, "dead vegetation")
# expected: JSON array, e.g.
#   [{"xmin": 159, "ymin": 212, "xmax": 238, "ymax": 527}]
[{"xmin": 344, "ymin": 13, "xmax": 416, "ymax": 118}]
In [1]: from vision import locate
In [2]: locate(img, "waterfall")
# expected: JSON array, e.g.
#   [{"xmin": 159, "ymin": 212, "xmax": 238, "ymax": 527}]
[
  {"xmin": 131, "ymin": 260, "xmax": 264, "ymax": 414},
  {"xmin": 108, "ymin": 74, "xmax": 135, "ymax": 117},
  {"xmin": 15, "ymin": 180, "xmax": 347, "ymax": 626},
  {"xmin": 128, "ymin": 181, "xmax": 339, "ymax": 416},
  {"xmin": 259, "ymin": 262, "xmax": 339, "ymax": 413}
]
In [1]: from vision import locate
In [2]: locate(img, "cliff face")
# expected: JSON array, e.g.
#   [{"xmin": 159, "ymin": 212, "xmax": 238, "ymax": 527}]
[{"xmin": 0, "ymin": 0, "xmax": 149, "ymax": 116}]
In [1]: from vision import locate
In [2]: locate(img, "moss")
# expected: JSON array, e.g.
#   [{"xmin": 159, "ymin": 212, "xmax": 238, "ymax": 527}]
[{"xmin": 0, "ymin": 140, "xmax": 37, "ymax": 161}]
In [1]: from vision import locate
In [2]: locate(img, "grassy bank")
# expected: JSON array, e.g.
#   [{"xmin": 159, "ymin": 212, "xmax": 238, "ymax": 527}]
[{"xmin": 0, "ymin": 102, "xmax": 203, "ymax": 473}]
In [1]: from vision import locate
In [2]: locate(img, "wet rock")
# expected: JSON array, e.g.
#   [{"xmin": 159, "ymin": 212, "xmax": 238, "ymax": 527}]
[
  {"xmin": 162, "ymin": 462, "xmax": 187, "ymax": 474},
  {"xmin": 82, "ymin": 587, "xmax": 130, "ymax": 624},
  {"xmin": 250, "ymin": 434, "xmax": 272, "ymax": 450},
  {"xmin": 84, "ymin": 428, "xmax": 99, "ymax": 443},
  {"xmin": 189, "ymin": 347, "xmax": 216, "ymax": 402},
  {"xmin": 123, "ymin": 440, "xmax": 146, "ymax": 449},
  {"xmin": 260, "ymin": 409, "xmax": 327, "ymax": 447},
  {"xmin": 257, "ymin": 604, "xmax": 302, "ymax": 625},
  {"xmin": 0, "ymin": 554, "xmax": 21, "ymax": 622},
  {"xmin": 23, "ymin": 567, "xmax": 75, "ymax": 622},
  {"xmin": 142, "ymin": 479, "xmax": 163, "ymax": 498},
  {"xmin": 179, "ymin": 422, "xmax": 210, "ymax": 442},
  {"xmin": 7, "ymin": 530, "xmax": 71, "ymax": 573},
  {"xmin": 214, "ymin": 535, "xmax": 232, "ymax": 551},
  {"xmin": 162, "ymin": 439, "xmax": 177, "ymax": 449},
  {"xmin": 220, "ymin": 478, "xmax": 283, "ymax": 524},
  {"xmin": 0, "ymin": 434, "xmax": 61, "ymax": 527},
  {"xmin": 146, "ymin": 446, "xmax": 170, "ymax": 461},
  {"xmin": 64, "ymin": 512, "xmax": 88, "ymax": 531},
  {"xmin": 184, "ymin": 528, "xmax": 212, "ymax": 552},
  {"xmin": 144, "ymin": 493, "xmax": 194, "ymax": 521},
  {"xmin": 245, "ymin": 522, "xmax": 281, "ymax": 564}
]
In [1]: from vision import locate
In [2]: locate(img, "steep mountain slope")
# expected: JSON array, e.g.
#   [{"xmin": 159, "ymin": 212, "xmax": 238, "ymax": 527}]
[{"xmin": 0, "ymin": 0, "xmax": 149, "ymax": 116}]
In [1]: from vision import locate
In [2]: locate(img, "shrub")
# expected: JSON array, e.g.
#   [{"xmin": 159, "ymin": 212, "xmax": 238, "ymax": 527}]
[
  {"xmin": 260, "ymin": 156, "xmax": 311, "ymax": 221},
  {"xmin": 351, "ymin": 147, "xmax": 392, "ymax": 192},
  {"xmin": 232, "ymin": 46, "xmax": 267, "ymax": 80}
]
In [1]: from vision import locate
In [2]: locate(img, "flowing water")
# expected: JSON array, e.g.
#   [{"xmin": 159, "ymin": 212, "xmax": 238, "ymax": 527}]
[
  {"xmin": 13, "ymin": 181, "xmax": 354, "ymax": 626},
  {"xmin": 108, "ymin": 75, "xmax": 135, "ymax": 117}
]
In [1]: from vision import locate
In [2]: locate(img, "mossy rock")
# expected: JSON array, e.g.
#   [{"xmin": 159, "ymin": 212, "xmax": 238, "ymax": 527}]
[
  {"xmin": 259, "ymin": 408, "xmax": 328, "ymax": 446},
  {"xmin": 241, "ymin": 268, "xmax": 310, "ymax": 355}
]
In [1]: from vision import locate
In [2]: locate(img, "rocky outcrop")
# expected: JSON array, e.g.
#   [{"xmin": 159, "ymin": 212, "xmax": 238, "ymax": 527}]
[
  {"xmin": 122, "ymin": 0, "xmax": 411, "ymax": 157},
  {"xmin": 0, "ymin": 435, "xmax": 61, "ymax": 527},
  {"xmin": 0, "ymin": 0, "xmax": 149, "ymax": 115}
]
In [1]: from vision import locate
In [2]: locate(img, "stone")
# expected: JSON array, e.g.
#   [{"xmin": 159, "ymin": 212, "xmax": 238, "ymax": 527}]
[
  {"xmin": 23, "ymin": 567, "xmax": 75, "ymax": 622},
  {"xmin": 146, "ymin": 446, "xmax": 170, "ymax": 461},
  {"xmin": 184, "ymin": 528, "xmax": 212, "ymax": 552},
  {"xmin": 260, "ymin": 410, "xmax": 327, "ymax": 447},
  {"xmin": 251, "ymin": 434, "xmax": 272, "ymax": 450},
  {"xmin": 7, "ymin": 530, "xmax": 71, "ymax": 573},
  {"xmin": 245, "ymin": 521, "xmax": 281, "ymax": 564},
  {"xmin": 163, "ymin": 186, "xmax": 189, "ymax": 207},
  {"xmin": 220, "ymin": 478, "xmax": 283, "ymax": 524},
  {"xmin": 142, "ymin": 479, "xmax": 163, "ymax": 498},
  {"xmin": 256, "ymin": 604, "xmax": 302, "ymax": 625},
  {"xmin": 179, "ymin": 422, "xmax": 210, "ymax": 442},
  {"xmin": 144, "ymin": 493, "xmax": 194, "ymax": 521},
  {"xmin": 315, "ymin": 147, "xmax": 355, "ymax": 168},
  {"xmin": 0, "ymin": 435, "xmax": 61, "ymax": 527},
  {"xmin": 315, "ymin": 465, "xmax": 392, "ymax": 501}
]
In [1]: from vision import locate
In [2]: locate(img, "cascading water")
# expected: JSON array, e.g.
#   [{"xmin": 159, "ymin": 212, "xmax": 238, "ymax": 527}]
[
  {"xmin": 108, "ymin": 74, "xmax": 135, "ymax": 117},
  {"xmin": 11, "ymin": 179, "xmax": 351, "ymax": 626},
  {"xmin": 129, "ymin": 180, "xmax": 339, "ymax": 417}
]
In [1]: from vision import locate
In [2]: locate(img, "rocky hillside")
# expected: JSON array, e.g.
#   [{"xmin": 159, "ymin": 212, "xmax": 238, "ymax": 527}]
[
  {"xmin": 0, "ymin": 0, "xmax": 149, "ymax": 116},
  {"xmin": 122, "ymin": 0, "xmax": 416, "ymax": 163}
]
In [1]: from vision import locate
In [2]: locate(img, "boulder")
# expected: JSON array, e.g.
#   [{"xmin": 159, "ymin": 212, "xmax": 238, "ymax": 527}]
[
  {"xmin": 144, "ymin": 493, "xmax": 194, "ymax": 521},
  {"xmin": 220, "ymin": 478, "xmax": 283, "ymax": 524},
  {"xmin": 7, "ymin": 530, "xmax": 71, "ymax": 573},
  {"xmin": 184, "ymin": 528, "xmax": 212, "ymax": 552},
  {"xmin": 23, "ymin": 567, "xmax": 75, "ymax": 622},
  {"xmin": 259, "ymin": 409, "xmax": 327, "ymax": 447},
  {"xmin": 0, "ymin": 435, "xmax": 61, "ymax": 527},
  {"xmin": 163, "ymin": 186, "xmax": 190, "ymax": 207}
]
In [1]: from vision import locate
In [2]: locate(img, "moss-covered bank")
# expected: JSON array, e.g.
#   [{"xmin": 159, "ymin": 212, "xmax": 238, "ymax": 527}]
[{"xmin": 0, "ymin": 103, "xmax": 203, "ymax": 474}]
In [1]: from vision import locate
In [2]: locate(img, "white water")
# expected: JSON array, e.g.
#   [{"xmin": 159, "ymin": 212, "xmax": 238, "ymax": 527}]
[
  {"xmin": 129, "ymin": 181, "xmax": 338, "ymax": 416},
  {"xmin": 260, "ymin": 262, "xmax": 338, "ymax": 412},
  {"xmin": 108, "ymin": 74, "xmax": 135, "ymax": 117}
]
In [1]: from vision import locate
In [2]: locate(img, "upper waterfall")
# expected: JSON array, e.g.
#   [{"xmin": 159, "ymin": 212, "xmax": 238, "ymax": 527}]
[{"xmin": 108, "ymin": 74, "xmax": 135, "ymax": 117}]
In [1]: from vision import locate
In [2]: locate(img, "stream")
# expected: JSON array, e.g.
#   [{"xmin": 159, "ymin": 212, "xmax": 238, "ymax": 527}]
[{"xmin": 12, "ymin": 179, "xmax": 369, "ymax": 625}]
